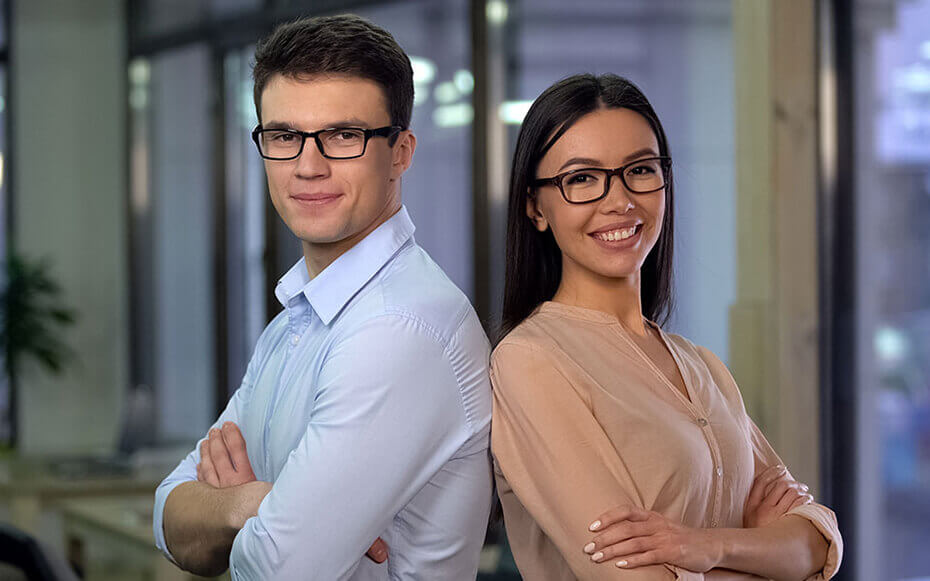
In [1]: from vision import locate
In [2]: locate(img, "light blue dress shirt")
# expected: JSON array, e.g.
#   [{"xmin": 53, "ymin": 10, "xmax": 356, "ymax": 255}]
[{"xmin": 153, "ymin": 207, "xmax": 493, "ymax": 580}]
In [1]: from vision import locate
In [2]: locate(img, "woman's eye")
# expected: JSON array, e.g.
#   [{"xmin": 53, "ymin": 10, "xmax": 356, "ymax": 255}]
[
  {"xmin": 628, "ymin": 164, "xmax": 657, "ymax": 175},
  {"xmin": 566, "ymin": 173, "xmax": 595, "ymax": 185}
]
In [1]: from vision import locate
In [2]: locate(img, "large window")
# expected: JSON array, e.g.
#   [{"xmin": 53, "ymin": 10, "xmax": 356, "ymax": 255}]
[{"xmin": 846, "ymin": 0, "xmax": 930, "ymax": 578}]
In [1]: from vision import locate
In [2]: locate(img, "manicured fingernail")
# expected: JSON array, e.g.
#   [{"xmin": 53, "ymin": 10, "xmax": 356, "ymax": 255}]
[
  {"xmin": 616, "ymin": 560, "xmax": 628, "ymax": 567},
  {"xmin": 589, "ymin": 520, "xmax": 601, "ymax": 531},
  {"xmin": 591, "ymin": 551, "xmax": 603, "ymax": 562},
  {"xmin": 583, "ymin": 542, "xmax": 596, "ymax": 554}
]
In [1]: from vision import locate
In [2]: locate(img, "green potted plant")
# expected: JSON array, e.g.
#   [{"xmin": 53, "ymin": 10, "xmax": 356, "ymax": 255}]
[{"xmin": 0, "ymin": 252, "xmax": 77, "ymax": 448}]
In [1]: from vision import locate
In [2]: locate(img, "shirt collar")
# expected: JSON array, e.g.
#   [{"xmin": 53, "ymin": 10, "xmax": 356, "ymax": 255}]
[{"xmin": 274, "ymin": 206, "xmax": 416, "ymax": 325}]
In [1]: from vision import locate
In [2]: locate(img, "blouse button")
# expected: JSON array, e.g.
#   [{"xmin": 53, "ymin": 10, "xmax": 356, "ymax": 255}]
[
  {"xmin": 711, "ymin": 520, "xmax": 718, "ymax": 527},
  {"xmin": 716, "ymin": 466, "xmax": 723, "ymax": 476},
  {"xmin": 696, "ymin": 417, "xmax": 709, "ymax": 427}
]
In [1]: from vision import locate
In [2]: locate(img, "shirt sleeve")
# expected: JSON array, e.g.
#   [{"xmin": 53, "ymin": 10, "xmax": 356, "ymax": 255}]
[
  {"xmin": 696, "ymin": 346, "xmax": 843, "ymax": 581},
  {"xmin": 228, "ymin": 313, "xmax": 475, "ymax": 580},
  {"xmin": 491, "ymin": 341, "xmax": 699, "ymax": 581},
  {"xmin": 152, "ymin": 344, "xmax": 261, "ymax": 563}
]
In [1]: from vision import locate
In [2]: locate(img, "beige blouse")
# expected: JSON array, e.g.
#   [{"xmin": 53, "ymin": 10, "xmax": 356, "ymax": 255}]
[{"xmin": 490, "ymin": 302, "xmax": 842, "ymax": 581}]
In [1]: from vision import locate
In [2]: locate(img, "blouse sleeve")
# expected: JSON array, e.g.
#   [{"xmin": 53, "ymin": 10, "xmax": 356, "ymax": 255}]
[
  {"xmin": 696, "ymin": 346, "xmax": 843, "ymax": 580},
  {"xmin": 491, "ymin": 340, "xmax": 702, "ymax": 581}
]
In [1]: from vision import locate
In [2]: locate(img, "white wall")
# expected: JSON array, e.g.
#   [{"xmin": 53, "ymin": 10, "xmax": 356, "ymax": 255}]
[{"xmin": 13, "ymin": 0, "xmax": 128, "ymax": 455}]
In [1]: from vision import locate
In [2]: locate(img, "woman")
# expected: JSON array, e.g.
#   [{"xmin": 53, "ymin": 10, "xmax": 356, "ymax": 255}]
[{"xmin": 490, "ymin": 74, "xmax": 842, "ymax": 581}]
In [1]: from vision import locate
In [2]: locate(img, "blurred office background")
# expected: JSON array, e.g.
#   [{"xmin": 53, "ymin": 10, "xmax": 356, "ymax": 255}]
[{"xmin": 0, "ymin": 0, "xmax": 927, "ymax": 579}]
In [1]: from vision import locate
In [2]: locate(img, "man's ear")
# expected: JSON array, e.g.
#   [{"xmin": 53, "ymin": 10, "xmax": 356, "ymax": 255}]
[
  {"xmin": 526, "ymin": 191, "xmax": 549, "ymax": 232},
  {"xmin": 390, "ymin": 130, "xmax": 417, "ymax": 181}
]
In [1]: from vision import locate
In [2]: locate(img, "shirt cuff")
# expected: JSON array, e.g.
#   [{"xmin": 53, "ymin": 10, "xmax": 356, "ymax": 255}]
[
  {"xmin": 787, "ymin": 503, "xmax": 843, "ymax": 580},
  {"xmin": 152, "ymin": 478, "xmax": 188, "ymax": 566}
]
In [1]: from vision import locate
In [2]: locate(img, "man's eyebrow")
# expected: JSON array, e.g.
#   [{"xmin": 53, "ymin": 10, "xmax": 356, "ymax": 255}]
[{"xmin": 261, "ymin": 118, "xmax": 375, "ymax": 131}]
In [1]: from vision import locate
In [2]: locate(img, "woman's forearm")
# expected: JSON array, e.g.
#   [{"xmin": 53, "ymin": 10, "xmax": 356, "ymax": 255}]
[{"xmin": 712, "ymin": 515, "xmax": 828, "ymax": 581}]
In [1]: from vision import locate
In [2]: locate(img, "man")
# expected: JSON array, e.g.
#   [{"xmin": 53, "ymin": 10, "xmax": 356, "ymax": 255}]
[{"xmin": 152, "ymin": 15, "xmax": 493, "ymax": 580}]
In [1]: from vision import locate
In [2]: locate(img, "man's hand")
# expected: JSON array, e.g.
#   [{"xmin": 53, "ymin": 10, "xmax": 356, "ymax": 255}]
[
  {"xmin": 198, "ymin": 422, "xmax": 257, "ymax": 487},
  {"xmin": 743, "ymin": 465, "xmax": 813, "ymax": 529},
  {"xmin": 197, "ymin": 422, "xmax": 389, "ymax": 565}
]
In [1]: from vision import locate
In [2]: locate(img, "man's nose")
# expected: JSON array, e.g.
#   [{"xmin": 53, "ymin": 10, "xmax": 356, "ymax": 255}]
[{"xmin": 294, "ymin": 138, "xmax": 330, "ymax": 178}]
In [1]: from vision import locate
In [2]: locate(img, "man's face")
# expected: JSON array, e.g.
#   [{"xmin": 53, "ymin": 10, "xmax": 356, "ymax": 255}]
[{"xmin": 259, "ymin": 74, "xmax": 415, "ymax": 258}]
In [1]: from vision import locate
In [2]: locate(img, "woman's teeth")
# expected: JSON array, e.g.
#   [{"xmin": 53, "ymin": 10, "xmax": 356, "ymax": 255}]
[{"xmin": 594, "ymin": 226, "xmax": 638, "ymax": 242}]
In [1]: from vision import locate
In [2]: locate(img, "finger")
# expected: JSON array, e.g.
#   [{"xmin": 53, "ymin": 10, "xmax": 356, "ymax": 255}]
[
  {"xmin": 773, "ymin": 487, "xmax": 805, "ymax": 514},
  {"xmin": 763, "ymin": 480, "xmax": 793, "ymax": 506},
  {"xmin": 614, "ymin": 548, "xmax": 665, "ymax": 569},
  {"xmin": 589, "ymin": 505, "xmax": 649, "ymax": 532},
  {"xmin": 587, "ymin": 520, "xmax": 658, "ymax": 554},
  {"xmin": 589, "ymin": 535, "xmax": 657, "ymax": 563},
  {"xmin": 788, "ymin": 493, "xmax": 814, "ymax": 511},
  {"xmin": 199, "ymin": 439, "xmax": 220, "ymax": 487},
  {"xmin": 365, "ymin": 537, "xmax": 389, "ymax": 564},
  {"xmin": 221, "ymin": 422, "xmax": 255, "ymax": 479},
  {"xmin": 208, "ymin": 428, "xmax": 237, "ymax": 485},
  {"xmin": 746, "ymin": 465, "xmax": 787, "ymax": 509},
  {"xmin": 762, "ymin": 472, "xmax": 799, "ymax": 498}
]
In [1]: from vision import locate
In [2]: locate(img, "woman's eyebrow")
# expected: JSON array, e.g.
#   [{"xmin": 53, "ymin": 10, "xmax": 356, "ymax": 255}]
[
  {"xmin": 556, "ymin": 148, "xmax": 659, "ymax": 172},
  {"xmin": 622, "ymin": 148, "xmax": 660, "ymax": 162},
  {"xmin": 557, "ymin": 157, "xmax": 602, "ymax": 172}
]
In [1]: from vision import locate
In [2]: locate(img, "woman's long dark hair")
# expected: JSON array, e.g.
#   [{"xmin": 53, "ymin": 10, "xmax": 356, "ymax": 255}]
[{"xmin": 498, "ymin": 73, "xmax": 675, "ymax": 342}]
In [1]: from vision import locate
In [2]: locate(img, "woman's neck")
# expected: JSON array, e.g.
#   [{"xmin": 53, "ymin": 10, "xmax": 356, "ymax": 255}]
[{"xmin": 551, "ymin": 262, "xmax": 647, "ymax": 336}]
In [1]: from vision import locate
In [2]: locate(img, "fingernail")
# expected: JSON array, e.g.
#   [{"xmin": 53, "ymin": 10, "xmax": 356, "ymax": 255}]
[
  {"xmin": 591, "ymin": 551, "xmax": 603, "ymax": 562},
  {"xmin": 589, "ymin": 520, "xmax": 601, "ymax": 531},
  {"xmin": 616, "ymin": 560, "xmax": 628, "ymax": 567},
  {"xmin": 583, "ymin": 542, "xmax": 595, "ymax": 554}
]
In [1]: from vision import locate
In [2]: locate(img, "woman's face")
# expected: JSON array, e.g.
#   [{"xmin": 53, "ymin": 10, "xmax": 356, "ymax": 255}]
[{"xmin": 528, "ymin": 107, "xmax": 666, "ymax": 285}]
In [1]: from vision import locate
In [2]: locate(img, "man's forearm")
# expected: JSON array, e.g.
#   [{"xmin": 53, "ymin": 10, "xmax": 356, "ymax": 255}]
[
  {"xmin": 163, "ymin": 480, "xmax": 264, "ymax": 576},
  {"xmin": 714, "ymin": 515, "xmax": 829, "ymax": 581}
]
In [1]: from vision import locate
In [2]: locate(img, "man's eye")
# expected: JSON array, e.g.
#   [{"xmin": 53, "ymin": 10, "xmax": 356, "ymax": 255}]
[
  {"xmin": 270, "ymin": 132, "xmax": 297, "ymax": 142},
  {"xmin": 334, "ymin": 131, "xmax": 362, "ymax": 141}
]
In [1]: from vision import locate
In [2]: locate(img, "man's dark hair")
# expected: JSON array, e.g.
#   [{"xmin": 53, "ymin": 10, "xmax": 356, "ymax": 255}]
[{"xmin": 253, "ymin": 14, "xmax": 414, "ymax": 130}]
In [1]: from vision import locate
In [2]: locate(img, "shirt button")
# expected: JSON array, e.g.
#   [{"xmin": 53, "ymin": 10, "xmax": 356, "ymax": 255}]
[
  {"xmin": 290, "ymin": 334, "xmax": 300, "ymax": 346},
  {"xmin": 697, "ymin": 418, "xmax": 709, "ymax": 427},
  {"xmin": 716, "ymin": 466, "xmax": 723, "ymax": 476}
]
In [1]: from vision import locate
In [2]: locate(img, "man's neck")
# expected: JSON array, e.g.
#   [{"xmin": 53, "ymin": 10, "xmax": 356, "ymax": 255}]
[{"xmin": 301, "ymin": 204, "xmax": 402, "ymax": 279}]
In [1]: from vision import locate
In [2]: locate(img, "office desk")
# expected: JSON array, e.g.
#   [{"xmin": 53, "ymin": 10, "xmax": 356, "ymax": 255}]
[{"xmin": 57, "ymin": 495, "xmax": 227, "ymax": 581}]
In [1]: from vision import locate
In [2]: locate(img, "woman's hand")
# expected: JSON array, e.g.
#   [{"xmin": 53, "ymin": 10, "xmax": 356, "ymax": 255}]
[
  {"xmin": 583, "ymin": 505, "xmax": 723, "ymax": 572},
  {"xmin": 743, "ymin": 464, "xmax": 813, "ymax": 528}
]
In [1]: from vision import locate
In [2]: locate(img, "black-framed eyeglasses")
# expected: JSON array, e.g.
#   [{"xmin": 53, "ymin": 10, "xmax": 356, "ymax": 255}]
[
  {"xmin": 251, "ymin": 125, "xmax": 403, "ymax": 160},
  {"xmin": 531, "ymin": 156, "xmax": 672, "ymax": 204}
]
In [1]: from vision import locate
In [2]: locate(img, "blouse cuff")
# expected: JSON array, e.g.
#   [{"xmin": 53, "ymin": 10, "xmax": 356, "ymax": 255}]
[
  {"xmin": 786, "ymin": 503, "xmax": 843, "ymax": 580},
  {"xmin": 665, "ymin": 564, "xmax": 704, "ymax": 580}
]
